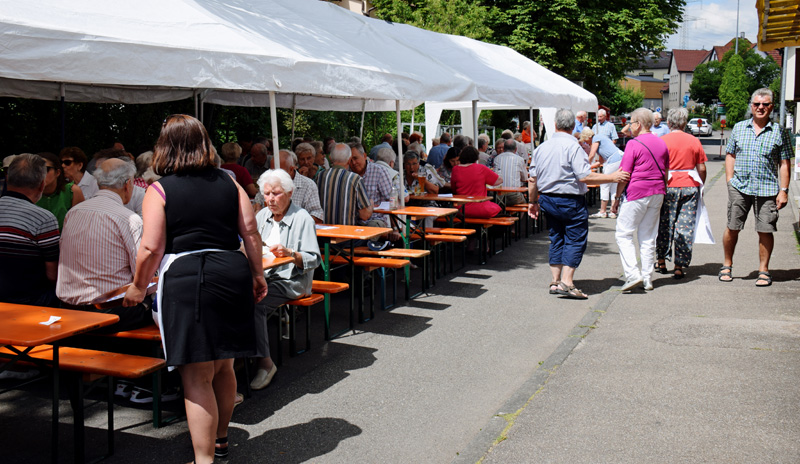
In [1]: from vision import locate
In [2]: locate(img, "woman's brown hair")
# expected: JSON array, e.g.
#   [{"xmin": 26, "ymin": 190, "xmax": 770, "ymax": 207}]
[
  {"xmin": 59, "ymin": 146, "xmax": 88, "ymax": 173},
  {"xmin": 152, "ymin": 114, "xmax": 216, "ymax": 176}
]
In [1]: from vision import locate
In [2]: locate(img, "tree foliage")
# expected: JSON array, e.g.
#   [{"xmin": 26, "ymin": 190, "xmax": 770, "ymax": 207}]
[
  {"xmin": 719, "ymin": 54, "xmax": 750, "ymax": 123},
  {"xmin": 689, "ymin": 61, "xmax": 724, "ymax": 105},
  {"xmin": 604, "ymin": 84, "xmax": 645, "ymax": 115},
  {"xmin": 370, "ymin": 0, "xmax": 492, "ymax": 41}
]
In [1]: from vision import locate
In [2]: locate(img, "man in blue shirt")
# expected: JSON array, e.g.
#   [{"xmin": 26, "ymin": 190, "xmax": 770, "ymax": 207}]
[
  {"xmin": 592, "ymin": 109, "xmax": 618, "ymax": 141},
  {"xmin": 427, "ymin": 132, "xmax": 451, "ymax": 168},
  {"xmin": 651, "ymin": 112, "xmax": 670, "ymax": 137}
]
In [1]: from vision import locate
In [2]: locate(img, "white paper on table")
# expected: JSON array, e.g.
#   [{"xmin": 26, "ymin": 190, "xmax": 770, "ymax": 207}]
[
  {"xmin": 315, "ymin": 225, "xmax": 338, "ymax": 230},
  {"xmin": 105, "ymin": 282, "xmax": 158, "ymax": 303},
  {"xmin": 439, "ymin": 193, "xmax": 453, "ymax": 197},
  {"xmin": 262, "ymin": 246, "xmax": 275, "ymax": 258},
  {"xmin": 378, "ymin": 201, "xmax": 391, "ymax": 210},
  {"xmin": 39, "ymin": 316, "xmax": 61, "ymax": 326}
]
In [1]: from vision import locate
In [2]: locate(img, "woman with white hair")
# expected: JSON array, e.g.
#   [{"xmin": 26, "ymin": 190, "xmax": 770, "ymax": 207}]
[
  {"xmin": 611, "ymin": 107, "xmax": 669, "ymax": 292},
  {"xmin": 583, "ymin": 127, "xmax": 624, "ymax": 219},
  {"xmin": 250, "ymin": 169, "xmax": 321, "ymax": 390}
]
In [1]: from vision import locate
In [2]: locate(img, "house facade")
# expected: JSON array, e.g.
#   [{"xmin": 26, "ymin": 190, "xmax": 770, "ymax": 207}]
[{"xmin": 666, "ymin": 49, "xmax": 711, "ymax": 111}]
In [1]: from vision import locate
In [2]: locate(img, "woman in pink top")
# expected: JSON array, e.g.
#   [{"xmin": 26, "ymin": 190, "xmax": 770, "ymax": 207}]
[
  {"xmin": 655, "ymin": 108, "xmax": 707, "ymax": 279},
  {"xmin": 611, "ymin": 108, "xmax": 669, "ymax": 292},
  {"xmin": 450, "ymin": 146, "xmax": 503, "ymax": 218}
]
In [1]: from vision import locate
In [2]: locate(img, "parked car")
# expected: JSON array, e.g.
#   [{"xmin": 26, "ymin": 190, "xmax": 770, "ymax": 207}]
[{"xmin": 686, "ymin": 118, "xmax": 712, "ymax": 137}]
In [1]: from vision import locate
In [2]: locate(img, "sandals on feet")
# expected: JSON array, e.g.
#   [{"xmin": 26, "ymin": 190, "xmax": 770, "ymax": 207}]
[
  {"xmin": 718, "ymin": 266, "xmax": 733, "ymax": 282},
  {"xmin": 215, "ymin": 437, "xmax": 229, "ymax": 459},
  {"xmin": 655, "ymin": 262, "xmax": 668, "ymax": 274},
  {"xmin": 673, "ymin": 268, "xmax": 685, "ymax": 280},
  {"xmin": 556, "ymin": 282, "xmax": 589, "ymax": 300},
  {"xmin": 755, "ymin": 271, "xmax": 772, "ymax": 287},
  {"xmin": 548, "ymin": 281, "xmax": 560, "ymax": 294}
]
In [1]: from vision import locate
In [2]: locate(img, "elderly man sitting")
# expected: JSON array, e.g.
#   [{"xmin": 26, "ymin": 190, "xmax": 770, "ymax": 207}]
[
  {"xmin": 56, "ymin": 158, "xmax": 151, "ymax": 332},
  {"xmin": 251, "ymin": 169, "xmax": 321, "ymax": 390},
  {"xmin": 317, "ymin": 143, "xmax": 372, "ymax": 225},
  {"xmin": 0, "ymin": 154, "xmax": 61, "ymax": 307}
]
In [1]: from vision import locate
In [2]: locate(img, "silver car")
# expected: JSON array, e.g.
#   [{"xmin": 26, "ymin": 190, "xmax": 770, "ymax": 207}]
[{"xmin": 686, "ymin": 118, "xmax": 712, "ymax": 136}]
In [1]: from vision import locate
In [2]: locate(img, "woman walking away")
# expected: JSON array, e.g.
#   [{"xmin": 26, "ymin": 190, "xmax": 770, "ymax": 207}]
[
  {"xmin": 124, "ymin": 115, "xmax": 267, "ymax": 464},
  {"xmin": 655, "ymin": 108, "xmax": 707, "ymax": 279},
  {"xmin": 611, "ymin": 108, "xmax": 669, "ymax": 293}
]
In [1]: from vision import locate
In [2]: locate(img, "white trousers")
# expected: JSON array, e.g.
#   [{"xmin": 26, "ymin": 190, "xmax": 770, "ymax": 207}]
[
  {"xmin": 599, "ymin": 160, "xmax": 621, "ymax": 201},
  {"xmin": 615, "ymin": 194, "xmax": 664, "ymax": 281}
]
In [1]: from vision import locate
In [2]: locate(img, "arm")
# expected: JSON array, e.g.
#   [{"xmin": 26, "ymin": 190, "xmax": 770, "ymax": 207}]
[
  {"xmin": 588, "ymin": 142, "xmax": 601, "ymax": 165},
  {"xmin": 610, "ymin": 176, "xmax": 630, "ymax": 215},
  {"xmin": 725, "ymin": 152, "xmax": 735, "ymax": 182},
  {"xmin": 526, "ymin": 176, "xmax": 539, "ymax": 219},
  {"xmin": 358, "ymin": 204, "xmax": 374, "ymax": 221},
  {"xmin": 579, "ymin": 170, "xmax": 629, "ymax": 185},
  {"xmin": 45, "ymin": 261, "xmax": 58, "ymax": 282},
  {"xmin": 236, "ymin": 183, "xmax": 269, "ymax": 302},
  {"xmin": 777, "ymin": 158, "xmax": 791, "ymax": 210},
  {"xmin": 492, "ymin": 175, "xmax": 503, "ymax": 187},
  {"xmin": 123, "ymin": 185, "xmax": 167, "ymax": 307},
  {"xmin": 71, "ymin": 184, "xmax": 85, "ymax": 207},
  {"xmin": 696, "ymin": 163, "xmax": 707, "ymax": 184},
  {"xmin": 269, "ymin": 215, "xmax": 321, "ymax": 273}
]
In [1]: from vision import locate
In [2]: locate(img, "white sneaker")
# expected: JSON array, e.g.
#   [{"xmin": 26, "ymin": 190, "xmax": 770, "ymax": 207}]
[
  {"xmin": 621, "ymin": 276, "xmax": 643, "ymax": 292},
  {"xmin": 250, "ymin": 364, "xmax": 278, "ymax": 390},
  {"xmin": 643, "ymin": 277, "xmax": 653, "ymax": 291}
]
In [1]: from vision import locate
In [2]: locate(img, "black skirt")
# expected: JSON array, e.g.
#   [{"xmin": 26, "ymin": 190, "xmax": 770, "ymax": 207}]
[{"xmin": 160, "ymin": 250, "xmax": 255, "ymax": 366}]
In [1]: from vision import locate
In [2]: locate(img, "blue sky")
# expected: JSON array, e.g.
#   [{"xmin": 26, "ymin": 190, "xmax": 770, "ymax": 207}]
[{"xmin": 665, "ymin": 0, "xmax": 759, "ymax": 51}]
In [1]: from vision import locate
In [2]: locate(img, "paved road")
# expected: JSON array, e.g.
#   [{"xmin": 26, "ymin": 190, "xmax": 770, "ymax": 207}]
[{"xmin": 3, "ymin": 147, "xmax": 798, "ymax": 463}]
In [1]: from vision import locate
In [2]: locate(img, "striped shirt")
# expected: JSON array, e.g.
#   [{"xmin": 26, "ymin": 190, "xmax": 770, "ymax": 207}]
[
  {"xmin": 56, "ymin": 190, "xmax": 143, "ymax": 305},
  {"xmin": 317, "ymin": 165, "xmax": 370, "ymax": 225},
  {"xmin": 726, "ymin": 118, "xmax": 793, "ymax": 197},
  {"xmin": 493, "ymin": 152, "xmax": 528, "ymax": 188},
  {"xmin": 0, "ymin": 192, "xmax": 60, "ymax": 302}
]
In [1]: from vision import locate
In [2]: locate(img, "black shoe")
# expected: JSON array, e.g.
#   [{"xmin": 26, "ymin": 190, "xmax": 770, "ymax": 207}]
[{"xmin": 368, "ymin": 240, "xmax": 391, "ymax": 251}]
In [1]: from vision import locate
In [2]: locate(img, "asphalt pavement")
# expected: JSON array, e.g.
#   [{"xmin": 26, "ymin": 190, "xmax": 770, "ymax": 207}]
[{"xmin": 2, "ymin": 142, "xmax": 798, "ymax": 463}]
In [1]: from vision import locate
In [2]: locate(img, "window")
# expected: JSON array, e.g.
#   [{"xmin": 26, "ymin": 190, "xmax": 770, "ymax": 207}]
[{"xmin": 685, "ymin": 74, "xmax": 692, "ymax": 83}]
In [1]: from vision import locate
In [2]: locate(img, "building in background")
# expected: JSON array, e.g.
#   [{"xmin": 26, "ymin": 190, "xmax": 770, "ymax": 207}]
[{"xmin": 666, "ymin": 49, "xmax": 711, "ymax": 112}]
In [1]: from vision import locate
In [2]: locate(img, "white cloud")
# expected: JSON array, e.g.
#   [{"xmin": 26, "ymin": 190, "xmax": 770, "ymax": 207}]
[{"xmin": 665, "ymin": 0, "xmax": 759, "ymax": 50}]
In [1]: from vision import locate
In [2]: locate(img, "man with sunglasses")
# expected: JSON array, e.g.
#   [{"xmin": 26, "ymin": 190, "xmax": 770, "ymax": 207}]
[{"xmin": 720, "ymin": 88, "xmax": 793, "ymax": 287}]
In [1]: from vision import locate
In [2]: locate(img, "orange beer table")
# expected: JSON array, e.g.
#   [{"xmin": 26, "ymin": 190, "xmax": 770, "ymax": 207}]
[{"xmin": 0, "ymin": 304, "xmax": 119, "ymax": 463}]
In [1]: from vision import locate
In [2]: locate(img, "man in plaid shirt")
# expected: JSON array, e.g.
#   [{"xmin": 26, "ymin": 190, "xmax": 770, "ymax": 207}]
[{"xmin": 720, "ymin": 88, "xmax": 793, "ymax": 287}]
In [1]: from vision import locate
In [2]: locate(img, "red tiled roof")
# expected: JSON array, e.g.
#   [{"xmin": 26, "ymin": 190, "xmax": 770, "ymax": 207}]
[
  {"xmin": 766, "ymin": 49, "xmax": 782, "ymax": 66},
  {"xmin": 672, "ymin": 49, "xmax": 711, "ymax": 72},
  {"xmin": 660, "ymin": 82, "xmax": 669, "ymax": 92},
  {"xmin": 712, "ymin": 37, "xmax": 756, "ymax": 61}
]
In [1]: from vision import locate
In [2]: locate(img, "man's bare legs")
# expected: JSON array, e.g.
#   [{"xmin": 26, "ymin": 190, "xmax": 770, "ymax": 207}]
[
  {"xmin": 551, "ymin": 264, "xmax": 577, "ymax": 287},
  {"xmin": 757, "ymin": 232, "xmax": 774, "ymax": 284},
  {"xmin": 721, "ymin": 227, "xmax": 738, "ymax": 281}
]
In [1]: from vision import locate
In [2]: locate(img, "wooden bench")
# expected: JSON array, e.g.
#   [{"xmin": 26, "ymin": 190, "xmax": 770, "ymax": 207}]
[
  {"xmin": 0, "ymin": 345, "xmax": 165, "ymax": 462},
  {"xmin": 436, "ymin": 216, "xmax": 518, "ymax": 264},
  {"xmin": 275, "ymin": 293, "xmax": 325, "ymax": 361},
  {"xmin": 505, "ymin": 204, "xmax": 533, "ymax": 237},
  {"xmin": 424, "ymin": 227, "xmax": 476, "ymax": 236},
  {"xmin": 330, "ymin": 255, "xmax": 410, "ymax": 318}
]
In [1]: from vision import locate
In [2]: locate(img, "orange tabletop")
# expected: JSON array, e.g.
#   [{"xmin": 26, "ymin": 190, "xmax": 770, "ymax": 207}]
[
  {"xmin": 408, "ymin": 194, "xmax": 490, "ymax": 203},
  {"xmin": 0, "ymin": 304, "xmax": 119, "ymax": 346},
  {"xmin": 315, "ymin": 224, "xmax": 391, "ymax": 243},
  {"xmin": 375, "ymin": 206, "xmax": 458, "ymax": 218},
  {"xmin": 262, "ymin": 255, "xmax": 294, "ymax": 270},
  {"xmin": 488, "ymin": 186, "xmax": 527, "ymax": 194}
]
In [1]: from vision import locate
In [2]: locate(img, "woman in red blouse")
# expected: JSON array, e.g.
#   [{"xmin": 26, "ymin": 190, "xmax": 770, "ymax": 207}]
[{"xmin": 450, "ymin": 146, "xmax": 503, "ymax": 218}]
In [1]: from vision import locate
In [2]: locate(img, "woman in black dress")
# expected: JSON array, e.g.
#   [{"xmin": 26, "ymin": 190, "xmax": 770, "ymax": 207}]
[{"xmin": 124, "ymin": 115, "xmax": 267, "ymax": 463}]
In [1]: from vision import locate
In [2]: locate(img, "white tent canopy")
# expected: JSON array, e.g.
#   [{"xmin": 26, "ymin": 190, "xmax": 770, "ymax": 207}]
[{"xmin": 0, "ymin": 0, "xmax": 476, "ymax": 108}]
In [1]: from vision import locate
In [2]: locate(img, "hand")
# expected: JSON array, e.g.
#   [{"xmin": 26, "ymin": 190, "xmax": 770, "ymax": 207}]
[
  {"xmin": 777, "ymin": 190, "xmax": 788, "ymax": 210},
  {"xmin": 269, "ymin": 244, "xmax": 293, "ymax": 258},
  {"xmin": 528, "ymin": 203, "xmax": 539, "ymax": 220},
  {"xmin": 252, "ymin": 274, "xmax": 268, "ymax": 303},
  {"xmin": 122, "ymin": 284, "xmax": 146, "ymax": 308},
  {"xmin": 612, "ymin": 170, "xmax": 630, "ymax": 183},
  {"xmin": 610, "ymin": 200, "xmax": 620, "ymax": 215}
]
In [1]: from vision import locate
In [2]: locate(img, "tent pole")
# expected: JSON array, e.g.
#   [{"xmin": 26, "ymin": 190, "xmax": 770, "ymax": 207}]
[
  {"xmin": 193, "ymin": 90, "xmax": 199, "ymax": 118},
  {"xmin": 396, "ymin": 100, "xmax": 405, "ymax": 208},
  {"xmin": 472, "ymin": 100, "xmax": 478, "ymax": 145},
  {"xmin": 780, "ymin": 47, "xmax": 788, "ymax": 128},
  {"xmin": 360, "ymin": 99, "xmax": 366, "ymax": 141},
  {"xmin": 199, "ymin": 94, "xmax": 204, "ymax": 125},
  {"xmin": 60, "ymin": 83, "xmax": 66, "ymax": 149},
  {"xmin": 269, "ymin": 91, "xmax": 280, "ymax": 170},
  {"xmin": 410, "ymin": 105, "xmax": 415, "ymax": 136},
  {"xmin": 529, "ymin": 107, "xmax": 534, "ymax": 150},
  {"xmin": 291, "ymin": 94, "xmax": 296, "ymax": 140}
]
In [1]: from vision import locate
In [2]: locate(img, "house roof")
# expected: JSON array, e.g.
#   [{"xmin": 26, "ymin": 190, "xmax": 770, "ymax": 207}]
[
  {"xmin": 711, "ymin": 37, "xmax": 756, "ymax": 61},
  {"xmin": 671, "ymin": 49, "xmax": 711, "ymax": 73},
  {"xmin": 637, "ymin": 51, "xmax": 671, "ymax": 70},
  {"xmin": 624, "ymin": 74, "xmax": 666, "ymax": 83}
]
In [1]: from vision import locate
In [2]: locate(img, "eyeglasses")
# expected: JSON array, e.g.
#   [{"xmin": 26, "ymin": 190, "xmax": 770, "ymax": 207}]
[
  {"xmin": 45, "ymin": 165, "xmax": 56, "ymax": 172},
  {"xmin": 751, "ymin": 102, "xmax": 772, "ymax": 108},
  {"xmin": 61, "ymin": 159, "xmax": 74, "ymax": 166}
]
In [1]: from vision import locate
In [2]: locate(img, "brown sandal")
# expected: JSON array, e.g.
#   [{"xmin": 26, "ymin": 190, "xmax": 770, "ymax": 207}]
[
  {"xmin": 549, "ymin": 281, "xmax": 560, "ymax": 294},
  {"xmin": 557, "ymin": 282, "xmax": 588, "ymax": 300}
]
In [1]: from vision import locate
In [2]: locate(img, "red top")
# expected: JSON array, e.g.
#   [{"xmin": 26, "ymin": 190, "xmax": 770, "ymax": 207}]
[
  {"xmin": 661, "ymin": 131, "xmax": 707, "ymax": 188},
  {"xmin": 451, "ymin": 164, "xmax": 501, "ymax": 218},
  {"xmin": 221, "ymin": 163, "xmax": 255, "ymax": 188}
]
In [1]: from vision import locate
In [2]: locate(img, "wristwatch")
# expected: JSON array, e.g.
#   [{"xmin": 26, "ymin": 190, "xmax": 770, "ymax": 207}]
[
  {"xmin": 781, "ymin": 187, "xmax": 789, "ymax": 193},
  {"xmin": 288, "ymin": 248, "xmax": 296, "ymax": 258}
]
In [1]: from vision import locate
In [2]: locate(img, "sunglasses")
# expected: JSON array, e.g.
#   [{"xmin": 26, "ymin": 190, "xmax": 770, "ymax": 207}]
[
  {"xmin": 751, "ymin": 102, "xmax": 772, "ymax": 108},
  {"xmin": 61, "ymin": 159, "xmax": 74, "ymax": 166}
]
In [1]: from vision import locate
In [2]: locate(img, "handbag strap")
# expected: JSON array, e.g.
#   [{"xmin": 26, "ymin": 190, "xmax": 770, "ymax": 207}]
[{"xmin": 630, "ymin": 138, "xmax": 667, "ymax": 187}]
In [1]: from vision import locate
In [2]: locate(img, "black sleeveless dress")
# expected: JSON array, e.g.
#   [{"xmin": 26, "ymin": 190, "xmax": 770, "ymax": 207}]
[{"xmin": 158, "ymin": 168, "xmax": 255, "ymax": 366}]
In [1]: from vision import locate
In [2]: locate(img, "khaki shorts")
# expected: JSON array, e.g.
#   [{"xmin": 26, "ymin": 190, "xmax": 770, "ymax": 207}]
[{"xmin": 726, "ymin": 182, "xmax": 778, "ymax": 233}]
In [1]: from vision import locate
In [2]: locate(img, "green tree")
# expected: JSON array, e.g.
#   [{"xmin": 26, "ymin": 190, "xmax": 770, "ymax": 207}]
[
  {"xmin": 719, "ymin": 54, "xmax": 749, "ymax": 123},
  {"xmin": 689, "ymin": 60, "xmax": 724, "ymax": 105},
  {"xmin": 603, "ymin": 83, "xmax": 644, "ymax": 115},
  {"xmin": 371, "ymin": 0, "xmax": 493, "ymax": 41},
  {"xmin": 486, "ymin": 0, "xmax": 684, "ymax": 98}
]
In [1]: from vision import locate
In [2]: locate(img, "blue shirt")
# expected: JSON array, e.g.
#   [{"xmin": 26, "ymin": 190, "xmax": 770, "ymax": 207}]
[
  {"xmin": 592, "ymin": 121, "xmax": 618, "ymax": 141},
  {"xmin": 592, "ymin": 134, "xmax": 623, "ymax": 164},
  {"xmin": 651, "ymin": 123, "xmax": 670, "ymax": 137},
  {"xmin": 427, "ymin": 143, "xmax": 450, "ymax": 168},
  {"xmin": 572, "ymin": 119, "xmax": 585, "ymax": 137}
]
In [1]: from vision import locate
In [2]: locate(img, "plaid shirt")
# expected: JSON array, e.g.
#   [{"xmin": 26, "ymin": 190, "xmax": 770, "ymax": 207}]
[
  {"xmin": 726, "ymin": 118, "xmax": 793, "ymax": 196},
  {"xmin": 356, "ymin": 161, "xmax": 393, "ymax": 224}
]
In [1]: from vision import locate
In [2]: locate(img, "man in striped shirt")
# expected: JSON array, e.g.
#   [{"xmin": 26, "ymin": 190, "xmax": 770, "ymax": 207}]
[
  {"xmin": 56, "ymin": 158, "xmax": 150, "ymax": 332},
  {"xmin": 0, "ymin": 154, "xmax": 61, "ymax": 307},
  {"xmin": 493, "ymin": 139, "xmax": 528, "ymax": 205},
  {"xmin": 317, "ymin": 143, "xmax": 372, "ymax": 225}
]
